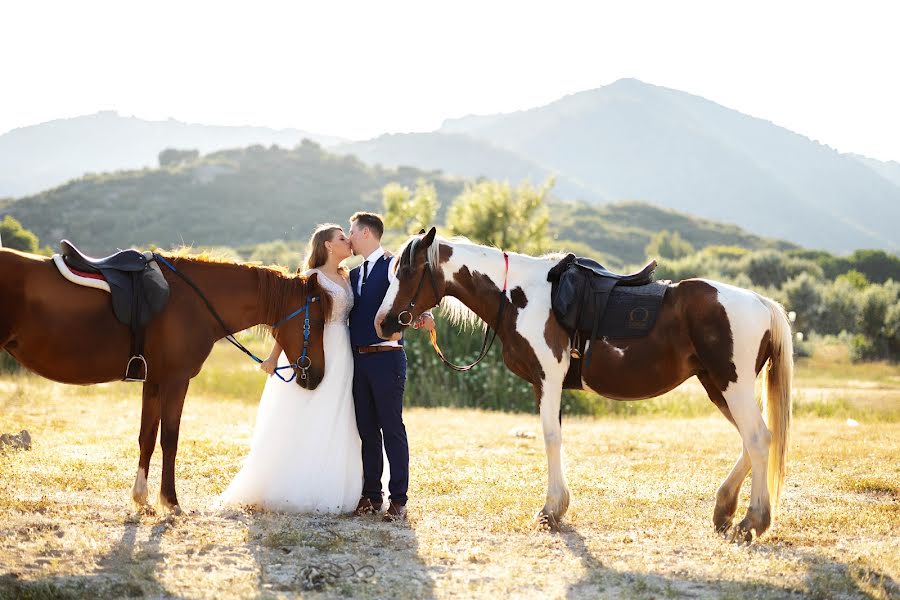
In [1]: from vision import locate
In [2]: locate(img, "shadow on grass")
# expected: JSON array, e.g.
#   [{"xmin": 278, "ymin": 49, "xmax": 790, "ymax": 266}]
[
  {"xmin": 239, "ymin": 508, "xmax": 437, "ymax": 598},
  {"xmin": 560, "ymin": 524, "xmax": 898, "ymax": 599},
  {"xmin": 0, "ymin": 514, "xmax": 176, "ymax": 599}
]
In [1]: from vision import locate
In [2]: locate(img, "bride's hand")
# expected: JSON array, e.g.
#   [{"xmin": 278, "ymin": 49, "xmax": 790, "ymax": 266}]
[{"xmin": 260, "ymin": 357, "xmax": 277, "ymax": 375}]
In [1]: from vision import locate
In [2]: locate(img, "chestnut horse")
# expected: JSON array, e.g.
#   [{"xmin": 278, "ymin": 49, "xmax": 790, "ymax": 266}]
[
  {"xmin": 377, "ymin": 228, "xmax": 792, "ymax": 542},
  {"xmin": 0, "ymin": 247, "xmax": 331, "ymax": 512}
]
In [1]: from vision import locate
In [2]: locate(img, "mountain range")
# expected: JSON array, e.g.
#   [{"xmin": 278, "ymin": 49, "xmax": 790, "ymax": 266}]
[
  {"xmin": 2, "ymin": 79, "xmax": 899, "ymax": 253},
  {"xmin": 342, "ymin": 79, "xmax": 900, "ymax": 253},
  {"xmin": 0, "ymin": 142, "xmax": 792, "ymax": 267},
  {"xmin": 0, "ymin": 111, "xmax": 343, "ymax": 198}
]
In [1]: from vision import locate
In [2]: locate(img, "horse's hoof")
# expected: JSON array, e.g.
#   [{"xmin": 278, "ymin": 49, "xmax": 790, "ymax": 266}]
[
  {"xmin": 714, "ymin": 517, "xmax": 733, "ymax": 536},
  {"xmin": 158, "ymin": 495, "xmax": 183, "ymax": 515},
  {"xmin": 729, "ymin": 524, "xmax": 754, "ymax": 545},
  {"xmin": 133, "ymin": 503, "xmax": 156, "ymax": 517},
  {"xmin": 534, "ymin": 510, "xmax": 561, "ymax": 533},
  {"xmin": 730, "ymin": 509, "xmax": 769, "ymax": 544}
]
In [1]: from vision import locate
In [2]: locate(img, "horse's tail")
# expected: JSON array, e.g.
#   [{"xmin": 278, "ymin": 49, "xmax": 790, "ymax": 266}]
[{"xmin": 758, "ymin": 294, "xmax": 793, "ymax": 515}]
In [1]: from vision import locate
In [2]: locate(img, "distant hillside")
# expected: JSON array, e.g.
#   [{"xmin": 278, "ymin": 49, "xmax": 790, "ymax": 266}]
[
  {"xmin": 0, "ymin": 141, "xmax": 464, "ymax": 254},
  {"xmin": 549, "ymin": 200, "xmax": 795, "ymax": 268},
  {"xmin": 441, "ymin": 78, "xmax": 900, "ymax": 253},
  {"xmin": 0, "ymin": 111, "xmax": 345, "ymax": 198},
  {"xmin": 848, "ymin": 153, "xmax": 900, "ymax": 188},
  {"xmin": 6, "ymin": 81, "xmax": 900, "ymax": 254},
  {"xmin": 2, "ymin": 142, "xmax": 792, "ymax": 267},
  {"xmin": 335, "ymin": 132, "xmax": 598, "ymax": 201}
]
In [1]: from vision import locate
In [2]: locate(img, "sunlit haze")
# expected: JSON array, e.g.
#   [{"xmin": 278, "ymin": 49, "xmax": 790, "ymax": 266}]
[{"xmin": 4, "ymin": 0, "xmax": 900, "ymax": 161}]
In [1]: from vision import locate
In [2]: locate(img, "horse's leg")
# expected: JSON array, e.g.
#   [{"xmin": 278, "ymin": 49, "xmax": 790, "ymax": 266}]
[
  {"xmin": 132, "ymin": 382, "xmax": 161, "ymax": 506},
  {"xmin": 698, "ymin": 373, "xmax": 749, "ymax": 533},
  {"xmin": 722, "ymin": 381, "xmax": 771, "ymax": 542},
  {"xmin": 714, "ymin": 448, "xmax": 750, "ymax": 534},
  {"xmin": 536, "ymin": 378, "xmax": 569, "ymax": 531},
  {"xmin": 158, "ymin": 378, "xmax": 190, "ymax": 513}
]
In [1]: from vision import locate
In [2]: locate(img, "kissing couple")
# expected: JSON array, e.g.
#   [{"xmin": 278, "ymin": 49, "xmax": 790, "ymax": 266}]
[{"xmin": 219, "ymin": 212, "xmax": 434, "ymax": 522}]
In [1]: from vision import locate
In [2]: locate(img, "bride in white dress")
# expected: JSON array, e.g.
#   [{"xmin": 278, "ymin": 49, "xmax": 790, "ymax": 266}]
[{"xmin": 219, "ymin": 224, "xmax": 363, "ymax": 513}]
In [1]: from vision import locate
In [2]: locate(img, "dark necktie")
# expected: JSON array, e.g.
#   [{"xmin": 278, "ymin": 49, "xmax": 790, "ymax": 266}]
[{"xmin": 361, "ymin": 260, "xmax": 369, "ymax": 293}]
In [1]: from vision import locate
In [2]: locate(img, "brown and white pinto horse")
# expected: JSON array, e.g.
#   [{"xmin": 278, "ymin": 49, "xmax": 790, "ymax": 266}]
[
  {"xmin": 0, "ymin": 247, "xmax": 331, "ymax": 513},
  {"xmin": 376, "ymin": 228, "xmax": 793, "ymax": 541}
]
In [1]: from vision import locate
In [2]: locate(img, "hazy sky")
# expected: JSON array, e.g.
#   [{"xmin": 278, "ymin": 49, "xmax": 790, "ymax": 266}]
[{"xmin": 4, "ymin": 1, "xmax": 899, "ymax": 161}]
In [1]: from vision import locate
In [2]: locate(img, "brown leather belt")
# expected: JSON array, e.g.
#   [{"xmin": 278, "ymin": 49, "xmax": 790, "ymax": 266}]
[
  {"xmin": 356, "ymin": 346, "xmax": 403, "ymax": 354},
  {"xmin": 356, "ymin": 345, "xmax": 404, "ymax": 354}
]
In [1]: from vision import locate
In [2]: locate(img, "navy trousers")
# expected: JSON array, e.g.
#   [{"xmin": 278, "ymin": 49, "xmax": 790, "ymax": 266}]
[{"xmin": 352, "ymin": 349, "xmax": 408, "ymax": 505}]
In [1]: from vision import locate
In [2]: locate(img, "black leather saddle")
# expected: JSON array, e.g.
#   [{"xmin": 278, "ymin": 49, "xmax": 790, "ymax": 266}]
[
  {"xmin": 548, "ymin": 253, "xmax": 668, "ymax": 384},
  {"xmin": 547, "ymin": 254, "xmax": 656, "ymax": 287},
  {"xmin": 61, "ymin": 240, "xmax": 149, "ymax": 273},
  {"xmin": 60, "ymin": 240, "xmax": 170, "ymax": 381}
]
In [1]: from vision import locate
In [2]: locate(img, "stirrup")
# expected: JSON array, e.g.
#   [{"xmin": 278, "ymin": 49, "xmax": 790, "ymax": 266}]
[{"xmin": 125, "ymin": 355, "xmax": 148, "ymax": 382}]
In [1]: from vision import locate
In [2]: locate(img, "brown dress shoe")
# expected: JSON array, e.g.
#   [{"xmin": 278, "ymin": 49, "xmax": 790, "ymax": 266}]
[
  {"xmin": 382, "ymin": 501, "xmax": 407, "ymax": 522},
  {"xmin": 352, "ymin": 497, "xmax": 382, "ymax": 516}
]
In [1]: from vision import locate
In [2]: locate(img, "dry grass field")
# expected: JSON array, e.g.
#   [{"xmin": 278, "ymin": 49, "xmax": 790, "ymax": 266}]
[{"xmin": 0, "ymin": 341, "xmax": 897, "ymax": 599}]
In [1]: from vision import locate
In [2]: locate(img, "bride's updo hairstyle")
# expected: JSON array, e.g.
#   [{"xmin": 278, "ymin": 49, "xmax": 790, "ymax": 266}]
[{"xmin": 303, "ymin": 223, "xmax": 345, "ymax": 273}]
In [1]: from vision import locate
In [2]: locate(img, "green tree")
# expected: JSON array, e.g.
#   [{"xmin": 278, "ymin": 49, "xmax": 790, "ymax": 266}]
[
  {"xmin": 740, "ymin": 250, "xmax": 823, "ymax": 289},
  {"xmin": 158, "ymin": 148, "xmax": 200, "ymax": 167},
  {"xmin": 782, "ymin": 272, "xmax": 822, "ymax": 334},
  {"xmin": 836, "ymin": 269, "xmax": 869, "ymax": 290},
  {"xmin": 885, "ymin": 301, "xmax": 900, "ymax": 361},
  {"xmin": 0, "ymin": 214, "xmax": 41, "ymax": 253},
  {"xmin": 857, "ymin": 282, "xmax": 900, "ymax": 358},
  {"xmin": 818, "ymin": 279, "xmax": 860, "ymax": 335},
  {"xmin": 446, "ymin": 179, "xmax": 552, "ymax": 254},
  {"xmin": 645, "ymin": 230, "xmax": 695, "ymax": 260},
  {"xmin": 846, "ymin": 250, "xmax": 900, "ymax": 284},
  {"xmin": 382, "ymin": 179, "xmax": 440, "ymax": 235}
]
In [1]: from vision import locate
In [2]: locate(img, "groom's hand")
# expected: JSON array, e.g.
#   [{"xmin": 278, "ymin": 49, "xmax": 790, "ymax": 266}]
[{"xmin": 413, "ymin": 312, "xmax": 435, "ymax": 331}]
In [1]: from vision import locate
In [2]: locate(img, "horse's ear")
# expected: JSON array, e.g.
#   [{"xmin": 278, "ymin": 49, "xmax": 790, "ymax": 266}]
[
  {"xmin": 421, "ymin": 226, "xmax": 437, "ymax": 248},
  {"xmin": 306, "ymin": 271, "xmax": 319, "ymax": 287}
]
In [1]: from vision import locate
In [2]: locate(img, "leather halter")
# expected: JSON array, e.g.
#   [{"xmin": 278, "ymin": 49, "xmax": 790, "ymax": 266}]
[{"xmin": 397, "ymin": 237, "xmax": 509, "ymax": 372}]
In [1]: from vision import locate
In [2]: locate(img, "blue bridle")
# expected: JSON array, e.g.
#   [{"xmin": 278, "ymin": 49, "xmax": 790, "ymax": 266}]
[
  {"xmin": 263, "ymin": 295, "xmax": 315, "ymax": 382},
  {"xmin": 154, "ymin": 253, "xmax": 318, "ymax": 383}
]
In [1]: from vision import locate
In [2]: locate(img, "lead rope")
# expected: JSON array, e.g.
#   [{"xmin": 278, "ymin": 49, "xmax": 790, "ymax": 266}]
[{"xmin": 430, "ymin": 252, "xmax": 509, "ymax": 372}]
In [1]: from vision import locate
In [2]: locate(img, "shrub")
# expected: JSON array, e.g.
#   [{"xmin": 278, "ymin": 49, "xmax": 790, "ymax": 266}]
[
  {"xmin": 817, "ymin": 279, "xmax": 860, "ymax": 335},
  {"xmin": 782, "ymin": 272, "xmax": 822, "ymax": 335}
]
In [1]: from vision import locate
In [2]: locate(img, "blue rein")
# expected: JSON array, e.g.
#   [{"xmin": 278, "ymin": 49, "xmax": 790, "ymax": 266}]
[{"xmin": 154, "ymin": 253, "xmax": 318, "ymax": 383}]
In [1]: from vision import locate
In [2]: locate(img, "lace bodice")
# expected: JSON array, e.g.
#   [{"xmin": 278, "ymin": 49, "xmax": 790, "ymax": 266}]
[{"xmin": 308, "ymin": 269, "xmax": 353, "ymax": 324}]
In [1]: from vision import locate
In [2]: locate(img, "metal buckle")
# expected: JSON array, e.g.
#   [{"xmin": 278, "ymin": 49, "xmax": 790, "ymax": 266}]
[
  {"xmin": 125, "ymin": 355, "xmax": 148, "ymax": 382},
  {"xmin": 398, "ymin": 311, "xmax": 413, "ymax": 326}
]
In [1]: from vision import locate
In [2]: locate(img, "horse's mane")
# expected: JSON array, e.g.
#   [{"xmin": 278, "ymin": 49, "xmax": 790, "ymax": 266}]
[
  {"xmin": 256, "ymin": 268, "xmax": 333, "ymax": 329},
  {"xmin": 158, "ymin": 251, "xmax": 332, "ymax": 329},
  {"xmin": 396, "ymin": 235, "xmax": 571, "ymax": 331},
  {"xmin": 396, "ymin": 235, "xmax": 489, "ymax": 331},
  {"xmin": 161, "ymin": 246, "xmax": 293, "ymax": 275}
]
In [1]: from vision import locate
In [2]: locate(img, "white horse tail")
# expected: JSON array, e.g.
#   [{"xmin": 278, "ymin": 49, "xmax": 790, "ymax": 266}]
[{"xmin": 757, "ymin": 294, "xmax": 793, "ymax": 515}]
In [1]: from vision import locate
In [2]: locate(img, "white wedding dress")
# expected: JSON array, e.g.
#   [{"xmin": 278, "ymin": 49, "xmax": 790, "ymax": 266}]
[{"xmin": 219, "ymin": 270, "xmax": 363, "ymax": 513}]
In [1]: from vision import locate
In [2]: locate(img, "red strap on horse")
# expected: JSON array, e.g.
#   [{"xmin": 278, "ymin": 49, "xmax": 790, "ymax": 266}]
[{"xmin": 502, "ymin": 252, "xmax": 509, "ymax": 292}]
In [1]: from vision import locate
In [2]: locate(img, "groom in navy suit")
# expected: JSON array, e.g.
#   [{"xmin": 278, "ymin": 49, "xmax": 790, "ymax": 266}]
[{"xmin": 347, "ymin": 212, "xmax": 433, "ymax": 522}]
